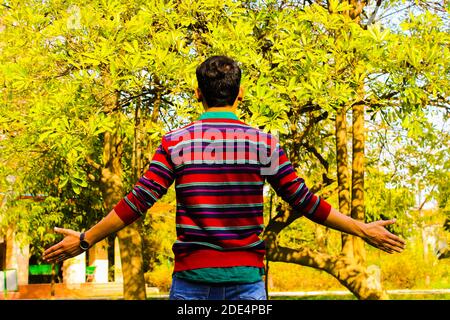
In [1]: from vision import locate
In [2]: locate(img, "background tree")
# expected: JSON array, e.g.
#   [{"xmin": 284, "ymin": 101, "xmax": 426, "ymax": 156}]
[{"xmin": 1, "ymin": 0, "xmax": 448, "ymax": 299}]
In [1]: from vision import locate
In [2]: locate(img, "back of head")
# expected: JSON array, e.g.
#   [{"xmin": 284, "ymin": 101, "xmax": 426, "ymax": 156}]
[{"xmin": 196, "ymin": 56, "xmax": 242, "ymax": 108}]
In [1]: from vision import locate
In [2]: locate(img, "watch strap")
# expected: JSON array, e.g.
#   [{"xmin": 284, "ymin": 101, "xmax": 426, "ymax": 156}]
[{"xmin": 79, "ymin": 232, "xmax": 90, "ymax": 251}]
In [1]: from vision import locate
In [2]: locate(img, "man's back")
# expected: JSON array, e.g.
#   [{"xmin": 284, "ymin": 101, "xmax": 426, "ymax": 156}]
[{"xmin": 113, "ymin": 110, "xmax": 331, "ymax": 273}]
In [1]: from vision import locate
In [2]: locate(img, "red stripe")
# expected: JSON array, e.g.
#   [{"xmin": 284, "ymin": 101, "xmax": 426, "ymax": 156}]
[
  {"xmin": 178, "ymin": 172, "xmax": 263, "ymax": 184},
  {"xmin": 307, "ymin": 199, "xmax": 332, "ymax": 223},
  {"xmin": 176, "ymin": 235, "xmax": 261, "ymax": 248},
  {"xmin": 175, "ymin": 151, "xmax": 263, "ymax": 163},
  {"xmin": 174, "ymin": 249, "xmax": 265, "ymax": 272},
  {"xmin": 278, "ymin": 171, "xmax": 297, "ymax": 185},
  {"xmin": 176, "ymin": 216, "xmax": 263, "ymax": 227},
  {"xmin": 181, "ymin": 195, "xmax": 263, "ymax": 205},
  {"xmin": 142, "ymin": 168, "xmax": 171, "ymax": 188},
  {"xmin": 113, "ymin": 199, "xmax": 140, "ymax": 225},
  {"xmin": 214, "ymin": 236, "xmax": 262, "ymax": 248}
]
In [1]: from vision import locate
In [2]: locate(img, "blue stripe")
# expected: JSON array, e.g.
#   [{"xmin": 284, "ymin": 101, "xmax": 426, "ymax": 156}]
[
  {"xmin": 308, "ymin": 197, "xmax": 321, "ymax": 215},
  {"xmin": 124, "ymin": 197, "xmax": 144, "ymax": 216}
]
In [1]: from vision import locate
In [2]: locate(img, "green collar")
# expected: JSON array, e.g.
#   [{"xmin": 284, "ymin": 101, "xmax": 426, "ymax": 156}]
[{"xmin": 198, "ymin": 111, "xmax": 239, "ymax": 120}]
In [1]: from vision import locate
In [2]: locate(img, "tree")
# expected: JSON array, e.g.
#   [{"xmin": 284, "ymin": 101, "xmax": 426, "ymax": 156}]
[{"xmin": 256, "ymin": 0, "xmax": 448, "ymax": 299}]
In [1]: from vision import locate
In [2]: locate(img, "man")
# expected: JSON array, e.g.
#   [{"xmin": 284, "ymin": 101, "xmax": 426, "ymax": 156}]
[{"xmin": 43, "ymin": 56, "xmax": 405, "ymax": 300}]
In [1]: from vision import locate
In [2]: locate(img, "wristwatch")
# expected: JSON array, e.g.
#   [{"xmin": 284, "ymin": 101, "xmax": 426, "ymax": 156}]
[{"xmin": 79, "ymin": 232, "xmax": 90, "ymax": 251}]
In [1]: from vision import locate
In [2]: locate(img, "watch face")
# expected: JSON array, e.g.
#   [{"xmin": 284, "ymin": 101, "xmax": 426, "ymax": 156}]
[{"xmin": 80, "ymin": 240, "xmax": 90, "ymax": 251}]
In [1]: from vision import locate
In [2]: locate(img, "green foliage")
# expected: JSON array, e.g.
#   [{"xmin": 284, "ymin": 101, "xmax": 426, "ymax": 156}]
[
  {"xmin": 367, "ymin": 243, "xmax": 450, "ymax": 290},
  {"xmin": 141, "ymin": 188, "xmax": 177, "ymax": 271},
  {"xmin": 144, "ymin": 263, "xmax": 173, "ymax": 292},
  {"xmin": 365, "ymin": 167, "xmax": 416, "ymax": 237},
  {"xmin": 0, "ymin": 1, "xmax": 449, "ymax": 277}
]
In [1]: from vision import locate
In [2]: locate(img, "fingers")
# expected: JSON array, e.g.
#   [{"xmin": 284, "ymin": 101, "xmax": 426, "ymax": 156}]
[
  {"xmin": 43, "ymin": 248, "xmax": 65, "ymax": 262},
  {"xmin": 386, "ymin": 232, "xmax": 406, "ymax": 248},
  {"xmin": 55, "ymin": 253, "xmax": 70, "ymax": 263},
  {"xmin": 382, "ymin": 223, "xmax": 406, "ymax": 251},
  {"xmin": 378, "ymin": 219, "xmax": 396, "ymax": 227},
  {"xmin": 54, "ymin": 227, "xmax": 79, "ymax": 237},
  {"xmin": 43, "ymin": 242, "xmax": 63, "ymax": 258},
  {"xmin": 367, "ymin": 239, "xmax": 394, "ymax": 254},
  {"xmin": 368, "ymin": 239, "xmax": 396, "ymax": 254},
  {"xmin": 380, "ymin": 246, "xmax": 394, "ymax": 254},
  {"xmin": 47, "ymin": 252, "xmax": 71, "ymax": 263},
  {"xmin": 386, "ymin": 231, "xmax": 405, "ymax": 243},
  {"xmin": 364, "ymin": 225, "xmax": 406, "ymax": 254},
  {"xmin": 373, "ymin": 233, "xmax": 406, "ymax": 253},
  {"xmin": 375, "ymin": 219, "xmax": 407, "ymax": 253},
  {"xmin": 44, "ymin": 244, "xmax": 79, "ymax": 263},
  {"xmin": 382, "ymin": 240, "xmax": 404, "ymax": 253}
]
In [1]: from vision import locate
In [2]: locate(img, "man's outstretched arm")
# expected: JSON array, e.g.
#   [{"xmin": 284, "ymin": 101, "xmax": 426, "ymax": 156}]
[
  {"xmin": 266, "ymin": 140, "xmax": 405, "ymax": 254},
  {"xmin": 43, "ymin": 209, "xmax": 126, "ymax": 263},
  {"xmin": 319, "ymin": 207, "xmax": 405, "ymax": 254},
  {"xmin": 43, "ymin": 139, "xmax": 175, "ymax": 263}
]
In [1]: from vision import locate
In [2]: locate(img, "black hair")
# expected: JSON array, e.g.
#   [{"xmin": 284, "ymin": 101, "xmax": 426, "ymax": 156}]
[{"xmin": 196, "ymin": 56, "xmax": 242, "ymax": 108}]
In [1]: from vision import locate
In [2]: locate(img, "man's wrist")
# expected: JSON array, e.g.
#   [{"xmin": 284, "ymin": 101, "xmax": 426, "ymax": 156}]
[
  {"xmin": 79, "ymin": 232, "xmax": 91, "ymax": 251},
  {"xmin": 354, "ymin": 220, "xmax": 368, "ymax": 239},
  {"xmin": 84, "ymin": 230, "xmax": 95, "ymax": 247}
]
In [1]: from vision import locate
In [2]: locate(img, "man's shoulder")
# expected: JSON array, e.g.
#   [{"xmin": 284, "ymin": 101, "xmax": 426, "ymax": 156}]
[
  {"xmin": 162, "ymin": 119, "xmax": 276, "ymax": 144},
  {"xmin": 165, "ymin": 120, "xmax": 199, "ymax": 136}
]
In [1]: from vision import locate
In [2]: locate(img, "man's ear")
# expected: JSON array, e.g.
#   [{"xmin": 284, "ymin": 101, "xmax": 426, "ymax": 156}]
[
  {"xmin": 195, "ymin": 88, "xmax": 202, "ymax": 102},
  {"xmin": 237, "ymin": 86, "xmax": 244, "ymax": 101}
]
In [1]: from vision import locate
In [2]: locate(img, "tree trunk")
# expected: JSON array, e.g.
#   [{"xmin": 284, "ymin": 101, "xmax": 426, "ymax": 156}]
[
  {"xmin": 335, "ymin": 106, "xmax": 353, "ymax": 259},
  {"xmin": 100, "ymin": 128, "xmax": 147, "ymax": 300},
  {"xmin": 99, "ymin": 74, "xmax": 146, "ymax": 299},
  {"xmin": 262, "ymin": 0, "xmax": 391, "ymax": 300},
  {"xmin": 351, "ymin": 103, "xmax": 366, "ymax": 265},
  {"xmin": 116, "ymin": 221, "xmax": 146, "ymax": 299}
]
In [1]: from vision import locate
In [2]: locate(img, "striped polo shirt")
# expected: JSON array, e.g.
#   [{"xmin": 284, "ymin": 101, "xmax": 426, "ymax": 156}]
[{"xmin": 113, "ymin": 111, "xmax": 332, "ymax": 273}]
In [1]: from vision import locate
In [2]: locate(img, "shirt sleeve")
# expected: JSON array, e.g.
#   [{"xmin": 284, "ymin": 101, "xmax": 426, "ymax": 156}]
[
  {"xmin": 265, "ymin": 140, "xmax": 331, "ymax": 223},
  {"xmin": 113, "ymin": 136, "xmax": 175, "ymax": 225}
]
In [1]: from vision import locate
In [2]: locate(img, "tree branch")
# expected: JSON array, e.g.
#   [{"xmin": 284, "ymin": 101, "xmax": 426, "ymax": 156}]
[
  {"xmin": 85, "ymin": 156, "xmax": 101, "ymax": 170},
  {"xmin": 352, "ymin": 91, "xmax": 400, "ymax": 108},
  {"xmin": 366, "ymin": 0, "xmax": 383, "ymax": 25},
  {"xmin": 119, "ymin": 89, "xmax": 155, "ymax": 108},
  {"xmin": 377, "ymin": 4, "xmax": 414, "ymax": 22},
  {"xmin": 301, "ymin": 142, "xmax": 330, "ymax": 171},
  {"xmin": 418, "ymin": 185, "xmax": 437, "ymax": 211},
  {"xmin": 310, "ymin": 173, "xmax": 336, "ymax": 194},
  {"xmin": 264, "ymin": 241, "xmax": 388, "ymax": 299},
  {"xmin": 298, "ymin": 111, "xmax": 329, "ymax": 142}
]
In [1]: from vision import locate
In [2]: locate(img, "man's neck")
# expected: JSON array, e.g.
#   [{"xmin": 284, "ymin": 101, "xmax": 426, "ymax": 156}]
[{"xmin": 205, "ymin": 106, "xmax": 236, "ymax": 113}]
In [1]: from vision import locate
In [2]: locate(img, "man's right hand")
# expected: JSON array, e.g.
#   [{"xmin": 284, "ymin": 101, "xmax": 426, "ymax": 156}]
[{"xmin": 43, "ymin": 227, "xmax": 84, "ymax": 263}]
